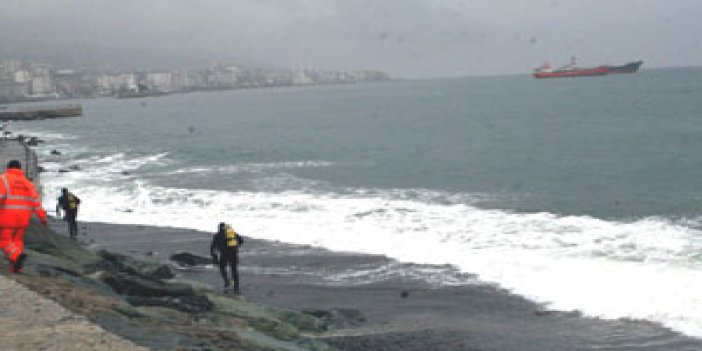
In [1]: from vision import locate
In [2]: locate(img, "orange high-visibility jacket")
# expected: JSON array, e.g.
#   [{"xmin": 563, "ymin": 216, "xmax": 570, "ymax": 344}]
[{"xmin": 0, "ymin": 168, "xmax": 47, "ymax": 227}]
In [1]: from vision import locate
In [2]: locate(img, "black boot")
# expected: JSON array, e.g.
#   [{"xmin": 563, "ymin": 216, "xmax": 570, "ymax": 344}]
[{"xmin": 12, "ymin": 253, "xmax": 26, "ymax": 274}]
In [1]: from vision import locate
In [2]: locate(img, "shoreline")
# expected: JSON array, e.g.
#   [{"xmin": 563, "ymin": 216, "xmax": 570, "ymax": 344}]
[
  {"xmin": 38, "ymin": 217, "xmax": 702, "ymax": 350},
  {"xmin": 12, "ymin": 218, "xmax": 335, "ymax": 350}
]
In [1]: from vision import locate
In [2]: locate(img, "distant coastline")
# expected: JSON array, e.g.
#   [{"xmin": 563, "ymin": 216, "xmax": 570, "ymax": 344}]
[
  {"xmin": 0, "ymin": 57, "xmax": 392, "ymax": 105},
  {"xmin": 0, "ymin": 76, "xmax": 394, "ymax": 105}
]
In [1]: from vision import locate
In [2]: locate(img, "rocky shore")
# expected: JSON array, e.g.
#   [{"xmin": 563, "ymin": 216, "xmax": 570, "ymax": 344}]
[
  {"xmin": 8, "ymin": 219, "xmax": 334, "ymax": 351},
  {"xmin": 6, "ymin": 216, "xmax": 698, "ymax": 351}
]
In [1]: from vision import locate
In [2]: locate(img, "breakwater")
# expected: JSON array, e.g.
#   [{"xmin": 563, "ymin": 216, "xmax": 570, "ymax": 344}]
[{"xmin": 0, "ymin": 104, "xmax": 82, "ymax": 121}]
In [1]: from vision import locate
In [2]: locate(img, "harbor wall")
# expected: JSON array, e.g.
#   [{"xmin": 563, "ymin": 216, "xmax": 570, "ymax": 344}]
[
  {"xmin": 0, "ymin": 139, "xmax": 41, "ymax": 191},
  {"xmin": 0, "ymin": 104, "xmax": 82, "ymax": 121}
]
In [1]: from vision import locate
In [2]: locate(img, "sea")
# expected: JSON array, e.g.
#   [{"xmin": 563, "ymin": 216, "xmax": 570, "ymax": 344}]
[{"xmin": 11, "ymin": 66, "xmax": 702, "ymax": 337}]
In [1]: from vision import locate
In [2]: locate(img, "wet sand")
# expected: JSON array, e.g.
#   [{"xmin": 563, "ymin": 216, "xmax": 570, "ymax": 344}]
[{"xmin": 55, "ymin": 218, "xmax": 702, "ymax": 351}]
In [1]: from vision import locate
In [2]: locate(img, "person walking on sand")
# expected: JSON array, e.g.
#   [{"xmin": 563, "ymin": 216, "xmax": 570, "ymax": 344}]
[
  {"xmin": 210, "ymin": 222, "xmax": 244, "ymax": 293},
  {"xmin": 56, "ymin": 188, "xmax": 81, "ymax": 240},
  {"xmin": 0, "ymin": 160, "xmax": 48, "ymax": 273}
]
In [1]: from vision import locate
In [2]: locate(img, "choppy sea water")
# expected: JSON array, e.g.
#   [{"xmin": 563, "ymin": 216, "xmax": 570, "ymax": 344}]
[{"xmin": 12, "ymin": 66, "xmax": 702, "ymax": 337}]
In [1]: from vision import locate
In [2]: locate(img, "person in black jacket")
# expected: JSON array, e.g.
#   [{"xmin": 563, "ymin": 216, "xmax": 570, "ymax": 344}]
[
  {"xmin": 56, "ymin": 188, "xmax": 81, "ymax": 240},
  {"xmin": 210, "ymin": 222, "xmax": 244, "ymax": 293}
]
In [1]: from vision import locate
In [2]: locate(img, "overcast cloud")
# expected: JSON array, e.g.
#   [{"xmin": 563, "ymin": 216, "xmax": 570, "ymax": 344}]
[{"xmin": 0, "ymin": 0, "xmax": 700, "ymax": 78}]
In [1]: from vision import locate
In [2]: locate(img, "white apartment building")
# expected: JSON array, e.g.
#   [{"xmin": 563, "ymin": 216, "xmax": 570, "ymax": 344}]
[
  {"xmin": 14, "ymin": 70, "xmax": 30, "ymax": 83},
  {"xmin": 146, "ymin": 72, "xmax": 173, "ymax": 92},
  {"xmin": 97, "ymin": 73, "xmax": 137, "ymax": 92},
  {"xmin": 30, "ymin": 75, "xmax": 53, "ymax": 95},
  {"xmin": 0, "ymin": 60, "xmax": 22, "ymax": 76}
]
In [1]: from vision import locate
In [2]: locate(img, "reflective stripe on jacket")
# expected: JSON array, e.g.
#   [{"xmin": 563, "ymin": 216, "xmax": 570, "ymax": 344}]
[{"xmin": 0, "ymin": 168, "xmax": 47, "ymax": 227}]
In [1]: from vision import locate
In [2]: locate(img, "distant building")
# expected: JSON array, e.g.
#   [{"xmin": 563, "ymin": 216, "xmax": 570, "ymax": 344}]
[
  {"xmin": 0, "ymin": 60, "xmax": 22, "ymax": 76},
  {"xmin": 14, "ymin": 70, "xmax": 30, "ymax": 83},
  {"xmin": 261, "ymin": 70, "xmax": 292, "ymax": 86},
  {"xmin": 97, "ymin": 73, "xmax": 138, "ymax": 94},
  {"xmin": 146, "ymin": 72, "xmax": 173, "ymax": 92},
  {"xmin": 175, "ymin": 70, "xmax": 206, "ymax": 90},
  {"xmin": 32, "ymin": 64, "xmax": 51, "ymax": 77},
  {"xmin": 206, "ymin": 65, "xmax": 240, "ymax": 88},
  {"xmin": 0, "ymin": 79, "xmax": 29, "ymax": 100},
  {"xmin": 53, "ymin": 69, "xmax": 89, "ymax": 97},
  {"xmin": 0, "ymin": 79, "xmax": 15, "ymax": 99},
  {"xmin": 291, "ymin": 66, "xmax": 313, "ymax": 85},
  {"xmin": 30, "ymin": 75, "xmax": 54, "ymax": 96},
  {"xmin": 170, "ymin": 70, "xmax": 187, "ymax": 91}
]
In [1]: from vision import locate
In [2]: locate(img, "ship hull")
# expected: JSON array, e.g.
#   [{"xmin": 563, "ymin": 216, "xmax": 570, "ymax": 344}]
[
  {"xmin": 602, "ymin": 61, "xmax": 643, "ymax": 74},
  {"xmin": 532, "ymin": 66, "xmax": 608, "ymax": 79},
  {"xmin": 532, "ymin": 60, "xmax": 643, "ymax": 78}
]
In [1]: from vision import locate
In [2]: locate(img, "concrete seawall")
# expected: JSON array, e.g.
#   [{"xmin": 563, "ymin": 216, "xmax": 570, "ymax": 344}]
[
  {"xmin": 0, "ymin": 104, "xmax": 82, "ymax": 121},
  {"xmin": 0, "ymin": 138, "xmax": 41, "ymax": 185},
  {"xmin": 0, "ymin": 135, "xmax": 149, "ymax": 350},
  {"xmin": 0, "ymin": 275, "xmax": 149, "ymax": 350}
]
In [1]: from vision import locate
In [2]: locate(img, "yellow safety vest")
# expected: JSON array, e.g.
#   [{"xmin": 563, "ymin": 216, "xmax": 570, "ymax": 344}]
[
  {"xmin": 225, "ymin": 226, "xmax": 239, "ymax": 247},
  {"xmin": 67, "ymin": 194, "xmax": 78, "ymax": 209}
]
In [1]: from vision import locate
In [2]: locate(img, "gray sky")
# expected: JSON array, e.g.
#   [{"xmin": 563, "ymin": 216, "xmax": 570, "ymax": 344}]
[{"xmin": 0, "ymin": 0, "xmax": 700, "ymax": 78}]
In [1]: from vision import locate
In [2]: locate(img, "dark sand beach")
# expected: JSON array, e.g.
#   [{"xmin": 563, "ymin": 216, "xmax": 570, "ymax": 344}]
[{"xmin": 37, "ymin": 218, "xmax": 702, "ymax": 351}]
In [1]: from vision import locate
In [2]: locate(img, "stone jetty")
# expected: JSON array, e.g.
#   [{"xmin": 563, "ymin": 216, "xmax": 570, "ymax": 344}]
[{"xmin": 0, "ymin": 104, "xmax": 82, "ymax": 121}]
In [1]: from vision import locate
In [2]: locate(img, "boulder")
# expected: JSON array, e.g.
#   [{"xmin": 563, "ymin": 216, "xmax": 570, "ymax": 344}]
[
  {"xmin": 170, "ymin": 252, "xmax": 212, "ymax": 266},
  {"xmin": 273, "ymin": 309, "xmax": 327, "ymax": 333},
  {"xmin": 126, "ymin": 295, "xmax": 214, "ymax": 313},
  {"xmin": 302, "ymin": 308, "xmax": 366, "ymax": 328},
  {"xmin": 98, "ymin": 250, "xmax": 174, "ymax": 280},
  {"xmin": 99, "ymin": 271, "xmax": 194, "ymax": 297},
  {"xmin": 24, "ymin": 224, "xmax": 105, "ymax": 271}
]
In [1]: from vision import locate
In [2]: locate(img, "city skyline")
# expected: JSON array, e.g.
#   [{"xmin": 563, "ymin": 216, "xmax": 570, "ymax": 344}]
[{"xmin": 0, "ymin": 57, "xmax": 390, "ymax": 102}]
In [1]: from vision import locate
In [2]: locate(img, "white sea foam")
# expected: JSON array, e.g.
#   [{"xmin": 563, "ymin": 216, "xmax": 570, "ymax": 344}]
[
  {"xmin": 36, "ymin": 145, "xmax": 702, "ymax": 338},
  {"xmin": 322, "ymin": 262, "xmax": 477, "ymax": 287},
  {"xmin": 3, "ymin": 126, "xmax": 78, "ymax": 141},
  {"xmin": 161, "ymin": 160, "xmax": 334, "ymax": 176}
]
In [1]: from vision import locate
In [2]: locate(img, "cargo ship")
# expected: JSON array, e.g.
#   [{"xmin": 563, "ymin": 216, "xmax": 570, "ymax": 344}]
[{"xmin": 533, "ymin": 57, "xmax": 642, "ymax": 78}]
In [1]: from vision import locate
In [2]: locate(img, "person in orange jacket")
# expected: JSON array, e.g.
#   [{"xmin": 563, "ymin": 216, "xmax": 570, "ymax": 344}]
[{"xmin": 0, "ymin": 160, "xmax": 47, "ymax": 273}]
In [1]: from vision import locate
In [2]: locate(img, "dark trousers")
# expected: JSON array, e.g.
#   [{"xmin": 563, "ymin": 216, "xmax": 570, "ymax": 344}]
[
  {"xmin": 218, "ymin": 250, "xmax": 239, "ymax": 289},
  {"xmin": 64, "ymin": 209, "xmax": 78, "ymax": 238}
]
